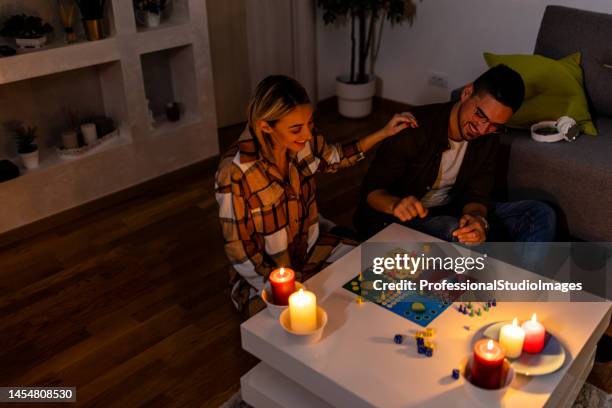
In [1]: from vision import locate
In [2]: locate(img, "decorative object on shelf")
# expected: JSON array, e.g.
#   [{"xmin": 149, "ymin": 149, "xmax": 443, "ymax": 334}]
[
  {"xmin": 75, "ymin": 0, "xmax": 106, "ymax": 41},
  {"xmin": 13, "ymin": 124, "xmax": 39, "ymax": 170},
  {"xmin": 0, "ymin": 14, "xmax": 54, "ymax": 49},
  {"xmin": 61, "ymin": 130, "xmax": 79, "ymax": 149},
  {"xmin": 134, "ymin": 0, "xmax": 168, "ymax": 29},
  {"xmin": 58, "ymin": 0, "xmax": 78, "ymax": 44},
  {"xmin": 0, "ymin": 45, "xmax": 17, "ymax": 57},
  {"xmin": 317, "ymin": 0, "xmax": 418, "ymax": 118},
  {"xmin": 146, "ymin": 99, "xmax": 156, "ymax": 130},
  {"xmin": 166, "ymin": 102, "xmax": 180, "ymax": 122},
  {"xmin": 80, "ymin": 123, "xmax": 98, "ymax": 146},
  {"xmin": 57, "ymin": 128, "xmax": 120, "ymax": 161},
  {"xmin": 0, "ymin": 160, "xmax": 20, "ymax": 182}
]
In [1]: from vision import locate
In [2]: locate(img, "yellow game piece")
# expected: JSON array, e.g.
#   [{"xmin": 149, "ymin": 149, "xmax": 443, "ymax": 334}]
[
  {"xmin": 426, "ymin": 328, "xmax": 435, "ymax": 337},
  {"xmin": 358, "ymin": 273, "xmax": 364, "ymax": 281},
  {"xmin": 425, "ymin": 340, "xmax": 436, "ymax": 350},
  {"xmin": 356, "ymin": 296, "xmax": 364, "ymax": 304}
]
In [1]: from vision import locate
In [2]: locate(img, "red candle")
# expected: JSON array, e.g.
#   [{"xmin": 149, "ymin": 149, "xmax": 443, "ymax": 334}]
[
  {"xmin": 522, "ymin": 313, "xmax": 546, "ymax": 353},
  {"xmin": 269, "ymin": 267, "xmax": 296, "ymax": 306},
  {"xmin": 471, "ymin": 339, "xmax": 505, "ymax": 389}
]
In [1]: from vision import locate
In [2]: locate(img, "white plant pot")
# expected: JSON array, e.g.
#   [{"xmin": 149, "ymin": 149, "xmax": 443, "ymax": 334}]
[
  {"xmin": 146, "ymin": 12, "xmax": 161, "ymax": 28},
  {"xmin": 81, "ymin": 123, "xmax": 98, "ymax": 146},
  {"xmin": 336, "ymin": 75, "xmax": 377, "ymax": 118},
  {"xmin": 16, "ymin": 36, "xmax": 47, "ymax": 49},
  {"xmin": 20, "ymin": 150, "xmax": 39, "ymax": 170}
]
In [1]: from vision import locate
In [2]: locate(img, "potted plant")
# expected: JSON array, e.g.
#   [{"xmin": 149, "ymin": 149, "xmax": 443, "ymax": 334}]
[
  {"xmin": 0, "ymin": 14, "xmax": 53, "ymax": 49},
  {"xmin": 14, "ymin": 125, "xmax": 39, "ymax": 170},
  {"xmin": 134, "ymin": 0, "xmax": 168, "ymax": 28},
  {"xmin": 75, "ymin": 0, "xmax": 107, "ymax": 41},
  {"xmin": 318, "ymin": 1, "xmax": 417, "ymax": 118}
]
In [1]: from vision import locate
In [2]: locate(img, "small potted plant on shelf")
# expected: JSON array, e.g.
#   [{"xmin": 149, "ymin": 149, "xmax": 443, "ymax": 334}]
[
  {"xmin": 0, "ymin": 14, "xmax": 54, "ymax": 49},
  {"xmin": 14, "ymin": 125, "xmax": 40, "ymax": 170},
  {"xmin": 134, "ymin": 0, "xmax": 168, "ymax": 28},
  {"xmin": 317, "ymin": 0, "xmax": 418, "ymax": 118},
  {"xmin": 75, "ymin": 0, "xmax": 107, "ymax": 41}
]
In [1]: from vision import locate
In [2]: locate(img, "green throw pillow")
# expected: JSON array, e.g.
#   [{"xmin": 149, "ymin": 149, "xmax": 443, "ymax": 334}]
[{"xmin": 483, "ymin": 52, "xmax": 597, "ymax": 135}]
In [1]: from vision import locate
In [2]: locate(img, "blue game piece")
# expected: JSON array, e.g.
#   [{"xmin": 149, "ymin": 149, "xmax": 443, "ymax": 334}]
[
  {"xmin": 452, "ymin": 369, "xmax": 460, "ymax": 379},
  {"xmin": 425, "ymin": 348, "xmax": 433, "ymax": 357},
  {"xmin": 394, "ymin": 334, "xmax": 403, "ymax": 344},
  {"xmin": 417, "ymin": 337, "xmax": 425, "ymax": 346},
  {"xmin": 492, "ymin": 298, "xmax": 497, "ymax": 307},
  {"xmin": 418, "ymin": 345, "xmax": 425, "ymax": 354}
]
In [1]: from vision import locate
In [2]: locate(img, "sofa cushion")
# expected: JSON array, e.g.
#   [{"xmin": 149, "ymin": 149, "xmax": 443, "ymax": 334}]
[
  {"xmin": 500, "ymin": 118, "xmax": 612, "ymax": 240},
  {"xmin": 483, "ymin": 52, "xmax": 596, "ymax": 135},
  {"xmin": 534, "ymin": 6, "xmax": 612, "ymax": 117}
]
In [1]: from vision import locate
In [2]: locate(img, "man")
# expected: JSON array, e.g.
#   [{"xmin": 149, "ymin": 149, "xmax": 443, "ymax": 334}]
[{"xmin": 355, "ymin": 64, "xmax": 555, "ymax": 243}]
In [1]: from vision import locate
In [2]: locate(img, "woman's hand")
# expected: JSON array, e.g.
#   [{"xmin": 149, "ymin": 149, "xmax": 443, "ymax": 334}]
[
  {"xmin": 357, "ymin": 112, "xmax": 418, "ymax": 154},
  {"xmin": 381, "ymin": 112, "xmax": 418, "ymax": 138}
]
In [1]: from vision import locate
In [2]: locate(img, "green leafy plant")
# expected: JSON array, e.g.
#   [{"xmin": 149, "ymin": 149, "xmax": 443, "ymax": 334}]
[
  {"xmin": 75, "ymin": 0, "xmax": 107, "ymax": 20},
  {"xmin": 134, "ymin": 0, "xmax": 167, "ymax": 15},
  {"xmin": 0, "ymin": 15, "xmax": 53, "ymax": 39},
  {"xmin": 14, "ymin": 125, "xmax": 38, "ymax": 154},
  {"xmin": 318, "ymin": 0, "xmax": 418, "ymax": 84}
]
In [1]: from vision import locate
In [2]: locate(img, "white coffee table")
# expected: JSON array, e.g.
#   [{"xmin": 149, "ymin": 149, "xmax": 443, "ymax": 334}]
[{"xmin": 240, "ymin": 224, "xmax": 611, "ymax": 407}]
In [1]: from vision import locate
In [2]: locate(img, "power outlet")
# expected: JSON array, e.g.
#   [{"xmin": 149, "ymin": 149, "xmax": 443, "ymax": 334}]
[{"xmin": 428, "ymin": 72, "xmax": 448, "ymax": 88}]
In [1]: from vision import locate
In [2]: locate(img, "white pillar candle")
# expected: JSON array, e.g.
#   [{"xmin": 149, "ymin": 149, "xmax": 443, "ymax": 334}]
[
  {"xmin": 288, "ymin": 288, "xmax": 317, "ymax": 333},
  {"xmin": 499, "ymin": 317, "xmax": 525, "ymax": 359}
]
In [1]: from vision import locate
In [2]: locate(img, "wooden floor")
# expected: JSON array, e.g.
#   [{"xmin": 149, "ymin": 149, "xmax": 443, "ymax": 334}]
[{"xmin": 0, "ymin": 98, "xmax": 609, "ymax": 407}]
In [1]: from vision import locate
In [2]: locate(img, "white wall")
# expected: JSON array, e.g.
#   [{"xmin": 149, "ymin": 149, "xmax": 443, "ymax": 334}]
[{"xmin": 316, "ymin": 0, "xmax": 612, "ymax": 106}]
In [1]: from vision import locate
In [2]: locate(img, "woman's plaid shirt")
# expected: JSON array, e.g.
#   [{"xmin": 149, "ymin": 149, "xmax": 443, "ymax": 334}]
[{"xmin": 215, "ymin": 127, "xmax": 364, "ymax": 294}]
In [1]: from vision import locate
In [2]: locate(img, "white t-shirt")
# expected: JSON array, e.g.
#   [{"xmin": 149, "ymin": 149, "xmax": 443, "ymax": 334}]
[{"xmin": 420, "ymin": 139, "xmax": 468, "ymax": 208}]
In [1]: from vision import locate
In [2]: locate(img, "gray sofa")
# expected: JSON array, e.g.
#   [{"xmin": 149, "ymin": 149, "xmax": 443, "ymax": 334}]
[{"xmin": 496, "ymin": 5, "xmax": 612, "ymax": 241}]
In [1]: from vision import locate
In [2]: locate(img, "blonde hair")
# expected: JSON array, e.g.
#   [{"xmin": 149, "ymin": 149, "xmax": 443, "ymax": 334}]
[{"xmin": 247, "ymin": 75, "xmax": 310, "ymax": 157}]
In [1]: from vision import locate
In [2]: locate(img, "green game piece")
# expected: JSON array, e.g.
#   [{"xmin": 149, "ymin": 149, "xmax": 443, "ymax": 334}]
[
  {"xmin": 469, "ymin": 310, "xmax": 474, "ymax": 317},
  {"xmin": 411, "ymin": 302, "xmax": 426, "ymax": 313},
  {"xmin": 476, "ymin": 309, "xmax": 481, "ymax": 316},
  {"xmin": 467, "ymin": 302, "xmax": 472, "ymax": 309}
]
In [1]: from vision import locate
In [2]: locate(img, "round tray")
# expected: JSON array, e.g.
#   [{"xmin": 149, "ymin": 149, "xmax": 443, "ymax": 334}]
[{"xmin": 482, "ymin": 321, "xmax": 566, "ymax": 376}]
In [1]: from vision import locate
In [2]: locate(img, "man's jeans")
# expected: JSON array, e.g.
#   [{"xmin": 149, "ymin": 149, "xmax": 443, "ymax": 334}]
[
  {"xmin": 404, "ymin": 200, "xmax": 556, "ymax": 243},
  {"xmin": 404, "ymin": 200, "xmax": 556, "ymax": 272}
]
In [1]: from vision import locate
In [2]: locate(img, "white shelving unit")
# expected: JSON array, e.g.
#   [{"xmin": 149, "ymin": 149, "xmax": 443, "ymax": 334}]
[{"xmin": 0, "ymin": 0, "xmax": 218, "ymax": 234}]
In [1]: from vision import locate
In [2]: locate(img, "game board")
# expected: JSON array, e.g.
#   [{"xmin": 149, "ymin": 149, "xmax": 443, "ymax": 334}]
[{"xmin": 343, "ymin": 248, "xmax": 473, "ymax": 327}]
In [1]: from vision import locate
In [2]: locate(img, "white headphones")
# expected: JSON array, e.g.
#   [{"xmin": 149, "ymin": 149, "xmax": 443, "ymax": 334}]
[{"xmin": 530, "ymin": 116, "xmax": 580, "ymax": 143}]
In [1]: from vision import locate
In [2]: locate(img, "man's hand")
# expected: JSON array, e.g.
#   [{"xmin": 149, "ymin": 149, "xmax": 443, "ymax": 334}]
[
  {"xmin": 392, "ymin": 196, "xmax": 428, "ymax": 222},
  {"xmin": 452, "ymin": 214, "xmax": 487, "ymax": 244}
]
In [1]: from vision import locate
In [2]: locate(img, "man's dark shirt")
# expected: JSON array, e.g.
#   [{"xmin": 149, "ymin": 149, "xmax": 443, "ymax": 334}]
[{"xmin": 354, "ymin": 101, "xmax": 499, "ymax": 237}]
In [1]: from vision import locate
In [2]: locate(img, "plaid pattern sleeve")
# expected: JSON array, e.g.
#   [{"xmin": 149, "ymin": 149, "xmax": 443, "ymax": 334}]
[
  {"xmin": 313, "ymin": 133, "xmax": 365, "ymax": 174},
  {"xmin": 215, "ymin": 152, "xmax": 275, "ymax": 291}
]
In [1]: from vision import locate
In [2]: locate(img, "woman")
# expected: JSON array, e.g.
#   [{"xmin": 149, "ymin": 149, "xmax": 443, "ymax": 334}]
[{"xmin": 215, "ymin": 75, "xmax": 416, "ymax": 316}]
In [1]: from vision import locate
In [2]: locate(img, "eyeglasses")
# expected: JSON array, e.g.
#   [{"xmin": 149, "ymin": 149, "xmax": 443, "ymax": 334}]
[{"xmin": 473, "ymin": 107, "xmax": 507, "ymax": 135}]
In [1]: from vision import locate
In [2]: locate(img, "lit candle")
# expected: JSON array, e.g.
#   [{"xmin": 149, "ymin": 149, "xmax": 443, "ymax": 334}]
[
  {"xmin": 471, "ymin": 339, "xmax": 505, "ymax": 389},
  {"xmin": 288, "ymin": 288, "xmax": 317, "ymax": 332},
  {"xmin": 269, "ymin": 267, "xmax": 296, "ymax": 306},
  {"xmin": 499, "ymin": 318, "xmax": 525, "ymax": 359},
  {"xmin": 522, "ymin": 313, "xmax": 546, "ymax": 353}
]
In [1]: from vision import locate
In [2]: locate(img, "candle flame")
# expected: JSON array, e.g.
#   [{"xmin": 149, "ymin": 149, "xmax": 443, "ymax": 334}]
[
  {"xmin": 512, "ymin": 317, "xmax": 518, "ymax": 326},
  {"xmin": 297, "ymin": 288, "xmax": 304, "ymax": 295},
  {"xmin": 531, "ymin": 313, "xmax": 537, "ymax": 322},
  {"xmin": 279, "ymin": 267, "xmax": 285, "ymax": 277},
  {"xmin": 487, "ymin": 339, "xmax": 494, "ymax": 350}
]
